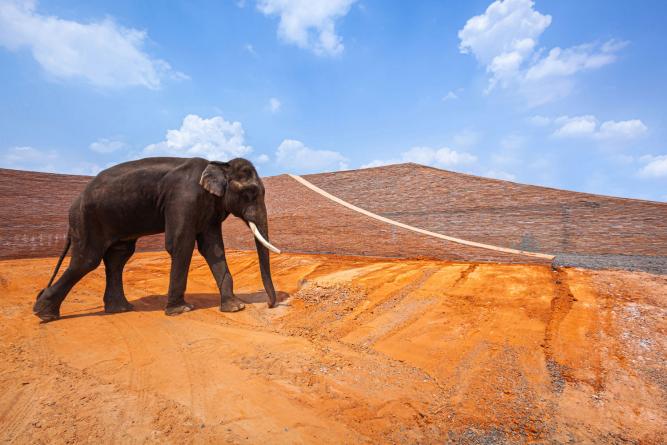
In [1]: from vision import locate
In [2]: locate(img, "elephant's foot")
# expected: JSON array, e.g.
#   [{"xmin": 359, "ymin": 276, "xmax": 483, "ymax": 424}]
[
  {"xmin": 104, "ymin": 301, "xmax": 134, "ymax": 314},
  {"xmin": 165, "ymin": 302, "xmax": 194, "ymax": 316},
  {"xmin": 219, "ymin": 297, "xmax": 245, "ymax": 313},
  {"xmin": 33, "ymin": 289, "xmax": 61, "ymax": 323}
]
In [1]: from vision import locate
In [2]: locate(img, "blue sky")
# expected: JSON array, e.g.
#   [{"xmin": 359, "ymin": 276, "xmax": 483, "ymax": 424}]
[{"xmin": 1, "ymin": 0, "xmax": 666, "ymax": 201}]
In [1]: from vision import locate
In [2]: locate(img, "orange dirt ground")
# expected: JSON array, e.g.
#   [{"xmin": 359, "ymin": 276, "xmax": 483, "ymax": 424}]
[{"xmin": 0, "ymin": 251, "xmax": 665, "ymax": 444}]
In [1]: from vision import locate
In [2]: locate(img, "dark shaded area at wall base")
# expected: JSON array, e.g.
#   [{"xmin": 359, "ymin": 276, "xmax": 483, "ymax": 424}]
[{"xmin": 553, "ymin": 253, "xmax": 667, "ymax": 275}]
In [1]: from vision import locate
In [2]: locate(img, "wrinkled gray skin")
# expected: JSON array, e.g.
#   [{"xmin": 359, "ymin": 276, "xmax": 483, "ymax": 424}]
[{"xmin": 33, "ymin": 157, "xmax": 277, "ymax": 322}]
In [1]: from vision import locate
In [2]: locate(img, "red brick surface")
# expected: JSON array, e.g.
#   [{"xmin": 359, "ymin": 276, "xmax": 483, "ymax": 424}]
[
  {"xmin": 0, "ymin": 168, "xmax": 163, "ymax": 259},
  {"xmin": 2, "ymin": 164, "xmax": 665, "ymax": 262},
  {"xmin": 222, "ymin": 175, "xmax": 544, "ymax": 264},
  {"xmin": 305, "ymin": 164, "xmax": 667, "ymax": 256}
]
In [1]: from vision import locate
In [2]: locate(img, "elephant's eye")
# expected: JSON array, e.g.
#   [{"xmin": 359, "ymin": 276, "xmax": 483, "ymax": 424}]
[
  {"xmin": 242, "ymin": 189, "xmax": 257, "ymax": 202},
  {"xmin": 240, "ymin": 167, "xmax": 252, "ymax": 179}
]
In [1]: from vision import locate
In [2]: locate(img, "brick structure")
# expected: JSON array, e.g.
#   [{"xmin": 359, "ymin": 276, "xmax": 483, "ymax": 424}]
[
  {"xmin": 1, "ymin": 164, "xmax": 666, "ymax": 264},
  {"xmin": 222, "ymin": 175, "xmax": 545, "ymax": 263},
  {"xmin": 304, "ymin": 164, "xmax": 667, "ymax": 256},
  {"xmin": 0, "ymin": 168, "xmax": 163, "ymax": 259}
]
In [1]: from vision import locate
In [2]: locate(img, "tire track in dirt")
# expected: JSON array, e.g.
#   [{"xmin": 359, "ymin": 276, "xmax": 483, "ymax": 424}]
[
  {"xmin": 266, "ymin": 264, "xmax": 453, "ymax": 405},
  {"xmin": 542, "ymin": 269, "xmax": 608, "ymax": 395},
  {"xmin": 262, "ymin": 264, "xmax": 458, "ymax": 441},
  {"xmin": 366, "ymin": 264, "xmax": 479, "ymax": 371},
  {"xmin": 349, "ymin": 268, "xmax": 439, "ymax": 347},
  {"xmin": 227, "ymin": 333, "xmax": 442, "ymax": 443},
  {"xmin": 438, "ymin": 345, "xmax": 553, "ymax": 442},
  {"xmin": 43, "ymin": 307, "xmax": 149, "ymax": 441},
  {"xmin": 157, "ymin": 317, "xmax": 205, "ymax": 421},
  {"xmin": 0, "ymin": 329, "xmax": 48, "ymax": 442},
  {"xmin": 357, "ymin": 297, "xmax": 437, "ymax": 348},
  {"xmin": 336, "ymin": 267, "xmax": 438, "ymax": 343},
  {"xmin": 575, "ymin": 272, "xmax": 607, "ymax": 394},
  {"xmin": 453, "ymin": 263, "xmax": 478, "ymax": 287},
  {"xmin": 430, "ymin": 340, "xmax": 491, "ymax": 419},
  {"xmin": 63, "ymin": 309, "xmax": 214, "ymax": 441},
  {"xmin": 105, "ymin": 313, "xmax": 176, "ymax": 424},
  {"xmin": 200, "ymin": 263, "xmax": 449, "ymax": 433},
  {"xmin": 543, "ymin": 267, "xmax": 577, "ymax": 394},
  {"xmin": 87, "ymin": 317, "xmax": 149, "ymax": 445},
  {"xmin": 165, "ymin": 318, "xmax": 381, "ymax": 442},
  {"xmin": 593, "ymin": 279, "xmax": 629, "ymax": 393},
  {"xmin": 228, "ymin": 261, "xmax": 398, "ymax": 335}
]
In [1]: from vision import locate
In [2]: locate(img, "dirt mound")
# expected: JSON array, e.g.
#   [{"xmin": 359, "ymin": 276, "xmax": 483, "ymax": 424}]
[{"xmin": 1, "ymin": 251, "xmax": 665, "ymax": 443}]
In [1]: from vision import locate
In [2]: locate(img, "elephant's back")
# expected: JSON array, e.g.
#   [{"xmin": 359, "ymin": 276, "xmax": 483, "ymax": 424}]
[
  {"xmin": 95, "ymin": 157, "xmax": 204, "ymax": 181},
  {"xmin": 84, "ymin": 157, "xmax": 204, "ymax": 196},
  {"xmin": 73, "ymin": 158, "xmax": 203, "ymax": 233}
]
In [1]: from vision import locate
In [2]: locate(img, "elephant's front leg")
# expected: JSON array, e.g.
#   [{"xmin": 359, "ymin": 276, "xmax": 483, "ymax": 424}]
[
  {"xmin": 164, "ymin": 224, "xmax": 196, "ymax": 316},
  {"xmin": 197, "ymin": 224, "xmax": 245, "ymax": 312}
]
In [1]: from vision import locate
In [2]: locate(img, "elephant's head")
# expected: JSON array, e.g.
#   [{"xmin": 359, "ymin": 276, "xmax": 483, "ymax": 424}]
[{"xmin": 199, "ymin": 158, "xmax": 280, "ymax": 308}]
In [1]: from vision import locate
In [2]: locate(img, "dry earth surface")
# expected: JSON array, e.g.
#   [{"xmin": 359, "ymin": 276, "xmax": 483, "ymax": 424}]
[{"xmin": 0, "ymin": 251, "xmax": 665, "ymax": 444}]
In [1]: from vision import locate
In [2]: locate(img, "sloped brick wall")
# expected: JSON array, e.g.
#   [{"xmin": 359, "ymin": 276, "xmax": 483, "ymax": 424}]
[
  {"xmin": 2, "ymin": 164, "xmax": 665, "ymax": 262},
  {"xmin": 221, "ymin": 175, "xmax": 544, "ymax": 263},
  {"xmin": 0, "ymin": 168, "xmax": 163, "ymax": 259},
  {"xmin": 305, "ymin": 164, "xmax": 667, "ymax": 256}
]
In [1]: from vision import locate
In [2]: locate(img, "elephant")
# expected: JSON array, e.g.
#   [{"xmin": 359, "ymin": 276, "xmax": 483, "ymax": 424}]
[{"xmin": 33, "ymin": 157, "xmax": 281, "ymax": 322}]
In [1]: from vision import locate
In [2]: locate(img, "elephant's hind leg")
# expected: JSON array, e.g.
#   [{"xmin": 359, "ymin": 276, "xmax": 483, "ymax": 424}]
[
  {"xmin": 33, "ymin": 241, "xmax": 104, "ymax": 322},
  {"xmin": 103, "ymin": 240, "xmax": 136, "ymax": 313}
]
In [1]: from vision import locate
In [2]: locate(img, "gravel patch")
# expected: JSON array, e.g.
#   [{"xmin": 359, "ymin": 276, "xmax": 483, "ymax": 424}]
[{"xmin": 553, "ymin": 253, "xmax": 667, "ymax": 275}]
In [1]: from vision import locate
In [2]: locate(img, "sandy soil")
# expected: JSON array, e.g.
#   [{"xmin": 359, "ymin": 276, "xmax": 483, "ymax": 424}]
[{"xmin": 0, "ymin": 251, "xmax": 665, "ymax": 444}]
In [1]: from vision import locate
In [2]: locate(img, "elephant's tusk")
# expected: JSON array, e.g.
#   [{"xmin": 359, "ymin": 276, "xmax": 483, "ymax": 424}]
[{"xmin": 248, "ymin": 222, "xmax": 281, "ymax": 254}]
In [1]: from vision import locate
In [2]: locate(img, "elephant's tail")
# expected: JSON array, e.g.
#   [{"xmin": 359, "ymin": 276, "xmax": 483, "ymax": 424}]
[{"xmin": 45, "ymin": 234, "xmax": 71, "ymax": 288}]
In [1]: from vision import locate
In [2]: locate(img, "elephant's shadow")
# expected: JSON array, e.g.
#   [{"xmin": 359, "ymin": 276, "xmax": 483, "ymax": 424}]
[
  {"xmin": 57, "ymin": 291, "xmax": 290, "ymax": 320},
  {"xmin": 130, "ymin": 290, "xmax": 291, "ymax": 312}
]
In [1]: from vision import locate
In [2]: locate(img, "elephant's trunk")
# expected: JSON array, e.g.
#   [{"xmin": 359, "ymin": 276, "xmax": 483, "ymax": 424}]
[{"xmin": 248, "ymin": 217, "xmax": 279, "ymax": 308}]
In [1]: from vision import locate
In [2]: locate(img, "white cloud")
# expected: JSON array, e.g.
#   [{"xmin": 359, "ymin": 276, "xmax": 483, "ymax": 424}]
[
  {"xmin": 275, "ymin": 139, "xmax": 348, "ymax": 173},
  {"xmin": 1, "ymin": 145, "xmax": 57, "ymax": 169},
  {"xmin": 597, "ymin": 119, "xmax": 647, "ymax": 140},
  {"xmin": 362, "ymin": 146, "xmax": 477, "ymax": 170},
  {"xmin": 452, "ymin": 128, "xmax": 480, "ymax": 149},
  {"xmin": 442, "ymin": 90, "xmax": 460, "ymax": 101},
  {"xmin": 89, "ymin": 138, "xmax": 127, "ymax": 154},
  {"xmin": 255, "ymin": 153, "xmax": 270, "ymax": 163},
  {"xmin": 268, "ymin": 97, "xmax": 282, "ymax": 113},
  {"xmin": 0, "ymin": 145, "xmax": 101, "ymax": 175},
  {"xmin": 0, "ymin": 0, "xmax": 183, "ymax": 89},
  {"xmin": 552, "ymin": 115, "xmax": 598, "ymax": 138},
  {"xmin": 406, "ymin": 146, "xmax": 477, "ymax": 166},
  {"xmin": 256, "ymin": 0, "xmax": 357, "ymax": 56},
  {"xmin": 144, "ymin": 114, "xmax": 252, "ymax": 160},
  {"xmin": 458, "ymin": 0, "xmax": 550, "ymax": 63},
  {"xmin": 527, "ymin": 115, "xmax": 551, "ymax": 126},
  {"xmin": 485, "ymin": 169, "xmax": 517, "ymax": 181},
  {"xmin": 244, "ymin": 43, "xmax": 257, "ymax": 56},
  {"xmin": 552, "ymin": 115, "xmax": 647, "ymax": 140},
  {"xmin": 459, "ymin": 0, "xmax": 551, "ymax": 89},
  {"xmin": 639, "ymin": 155, "xmax": 667, "ymax": 178},
  {"xmin": 458, "ymin": 0, "xmax": 625, "ymax": 105},
  {"xmin": 360, "ymin": 159, "xmax": 392, "ymax": 169},
  {"xmin": 525, "ymin": 42, "xmax": 623, "ymax": 81}
]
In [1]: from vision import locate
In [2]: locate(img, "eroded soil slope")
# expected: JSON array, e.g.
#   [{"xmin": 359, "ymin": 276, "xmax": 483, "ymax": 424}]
[{"xmin": 0, "ymin": 251, "xmax": 665, "ymax": 444}]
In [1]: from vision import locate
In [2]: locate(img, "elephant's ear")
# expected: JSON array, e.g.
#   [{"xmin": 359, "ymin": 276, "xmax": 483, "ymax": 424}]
[{"xmin": 199, "ymin": 161, "xmax": 230, "ymax": 197}]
